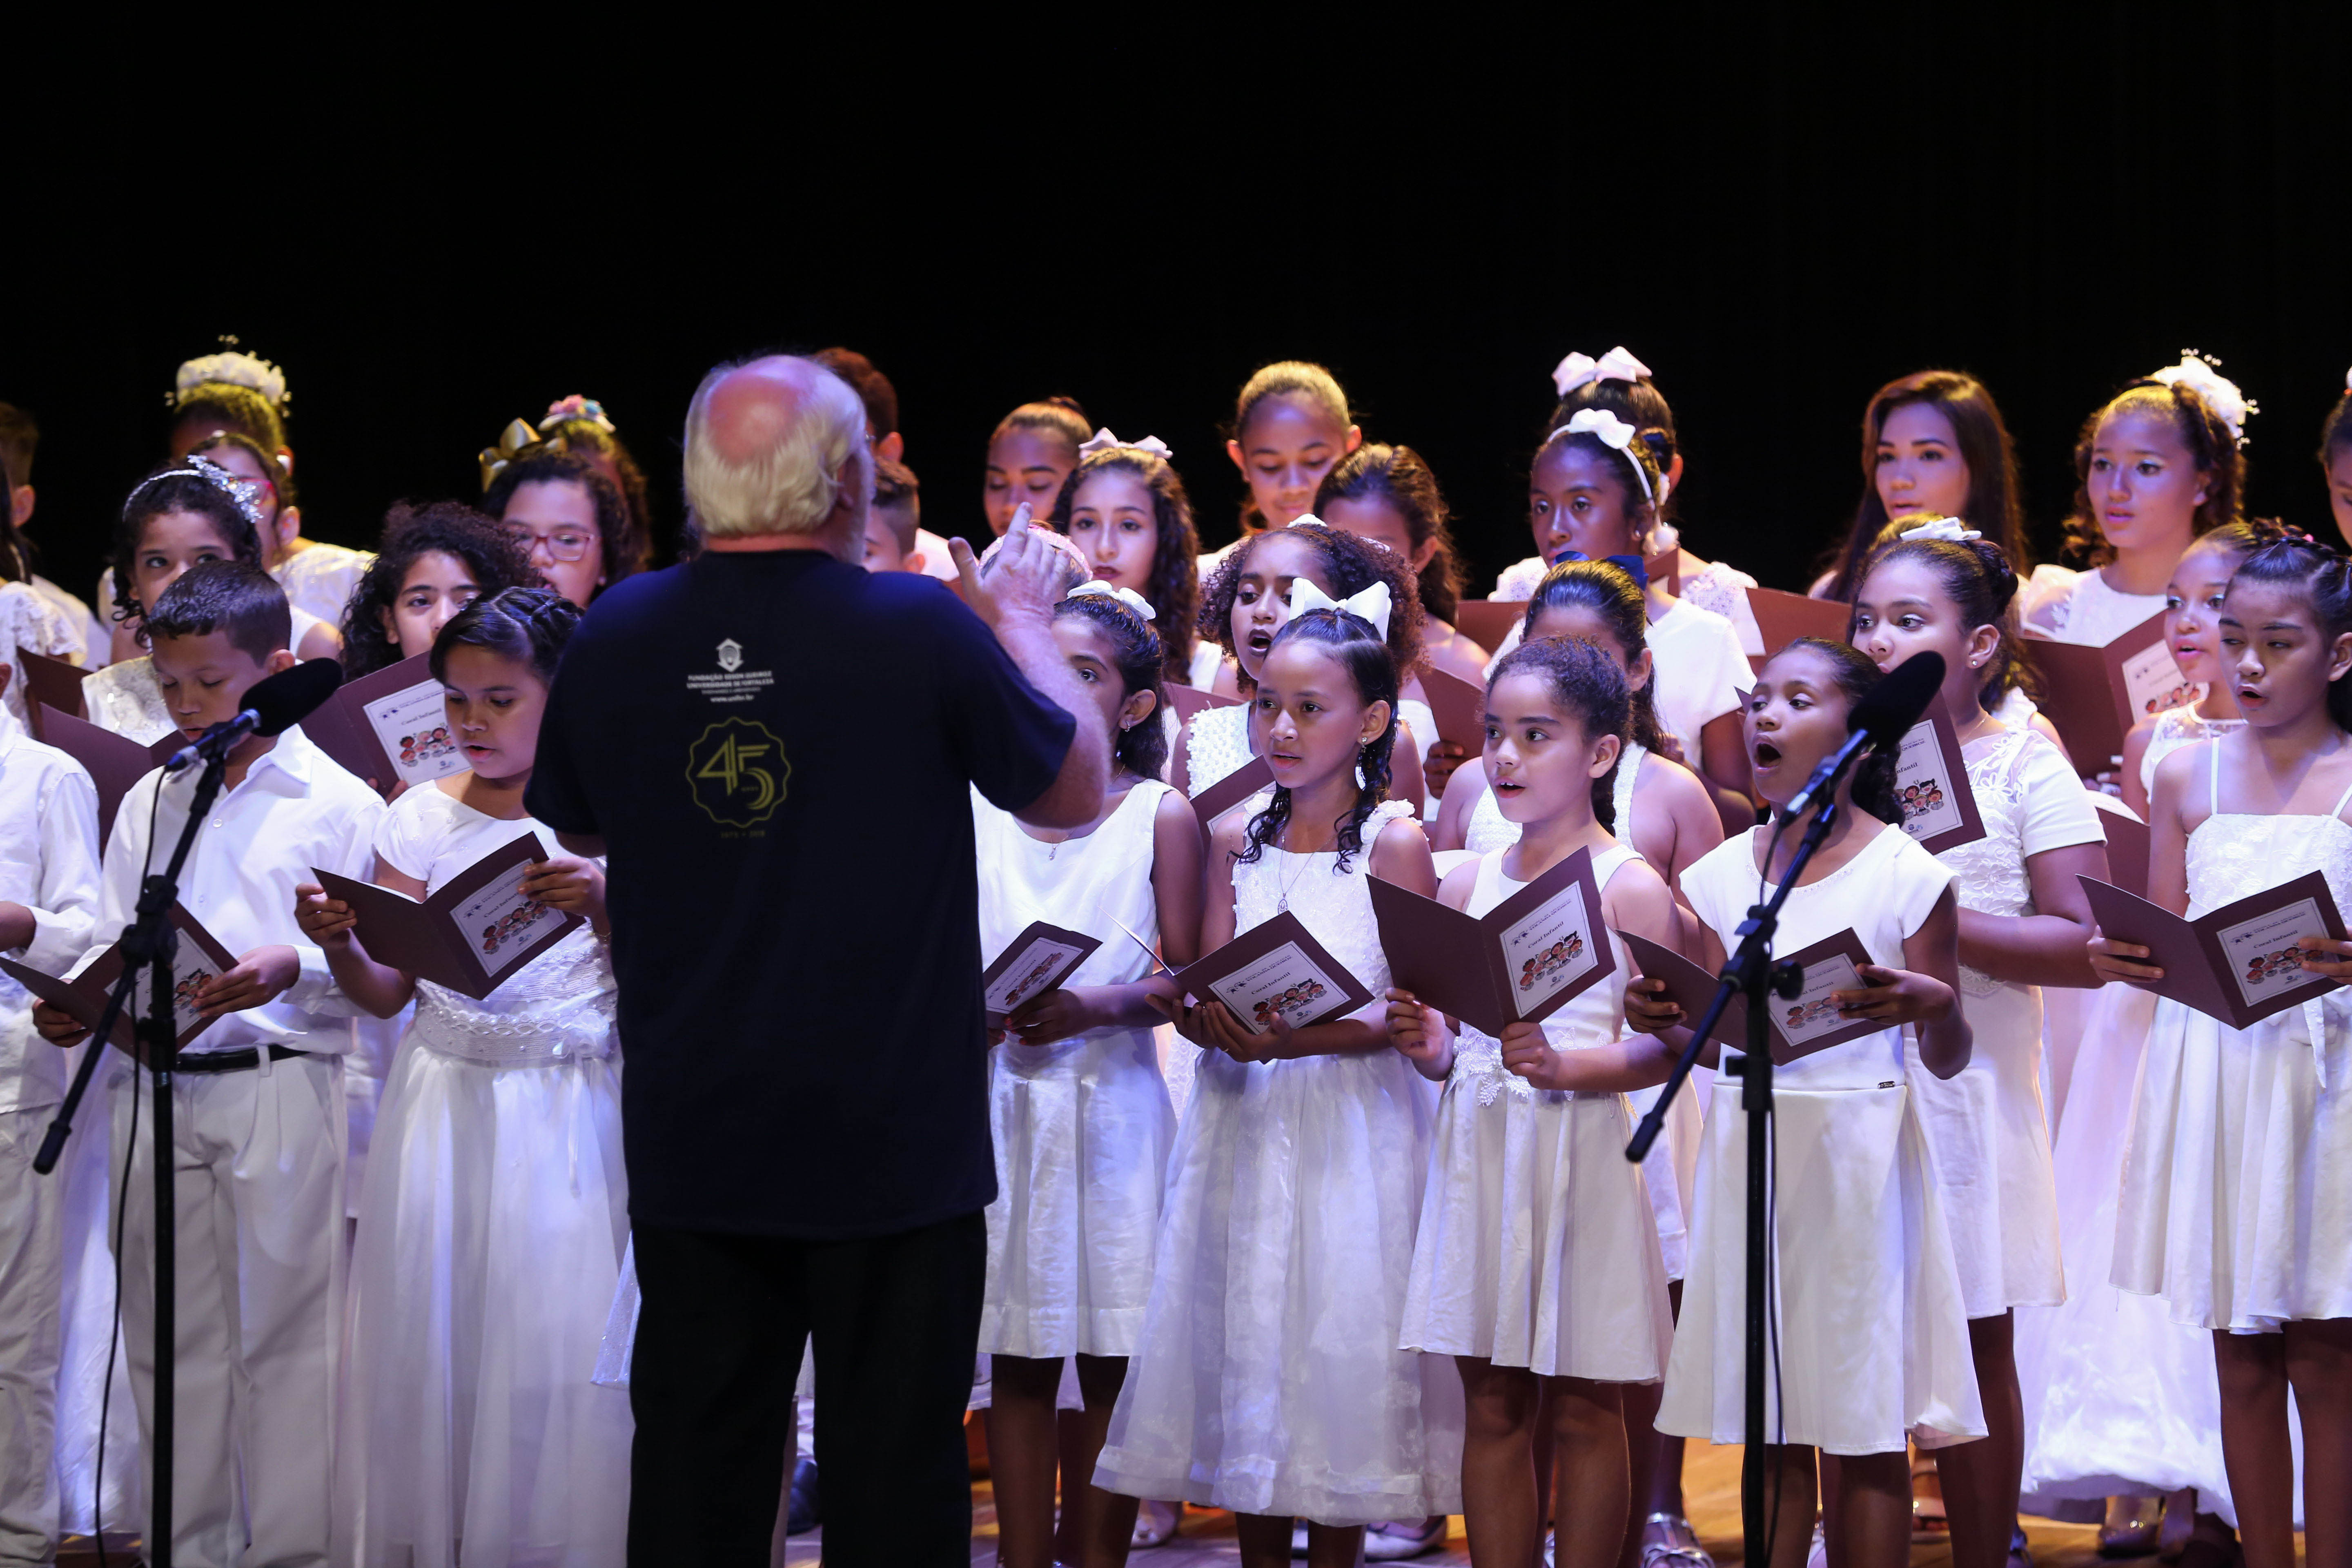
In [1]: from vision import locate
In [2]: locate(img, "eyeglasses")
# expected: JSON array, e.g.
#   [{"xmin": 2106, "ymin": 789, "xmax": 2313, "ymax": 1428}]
[{"xmin": 505, "ymin": 524, "xmax": 599, "ymax": 564}]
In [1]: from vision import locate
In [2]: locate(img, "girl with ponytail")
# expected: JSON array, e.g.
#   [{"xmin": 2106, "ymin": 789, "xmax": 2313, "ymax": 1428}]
[{"xmin": 1851, "ymin": 531, "xmax": 2111, "ymax": 1568}]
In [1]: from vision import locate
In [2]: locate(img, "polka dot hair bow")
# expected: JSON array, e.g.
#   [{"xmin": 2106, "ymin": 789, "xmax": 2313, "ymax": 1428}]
[{"xmin": 1551, "ymin": 345, "xmax": 1652, "ymax": 399}]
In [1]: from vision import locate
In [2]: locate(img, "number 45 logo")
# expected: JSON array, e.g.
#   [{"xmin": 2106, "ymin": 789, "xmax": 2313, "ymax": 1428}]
[{"xmin": 686, "ymin": 718, "xmax": 789, "ymax": 829}]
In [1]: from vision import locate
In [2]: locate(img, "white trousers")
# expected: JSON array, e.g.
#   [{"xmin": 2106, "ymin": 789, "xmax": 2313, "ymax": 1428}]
[
  {"xmin": 0, "ymin": 1105, "xmax": 66, "ymax": 1566},
  {"xmin": 110, "ymin": 1054, "xmax": 345, "ymax": 1568}
]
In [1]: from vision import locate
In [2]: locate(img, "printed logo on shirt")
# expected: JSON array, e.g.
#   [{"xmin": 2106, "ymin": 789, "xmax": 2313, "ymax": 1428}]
[
  {"xmin": 687, "ymin": 637, "xmax": 775, "ymax": 704},
  {"xmin": 686, "ymin": 717, "xmax": 788, "ymax": 830}
]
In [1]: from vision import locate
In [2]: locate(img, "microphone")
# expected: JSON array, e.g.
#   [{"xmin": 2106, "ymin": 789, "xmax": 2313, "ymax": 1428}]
[
  {"xmin": 1781, "ymin": 650, "xmax": 1944, "ymax": 822},
  {"xmin": 164, "ymin": 659, "xmax": 345, "ymax": 774}
]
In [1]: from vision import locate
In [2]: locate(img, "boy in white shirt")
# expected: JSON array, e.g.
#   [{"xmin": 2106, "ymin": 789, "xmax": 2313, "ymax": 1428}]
[
  {"xmin": 33, "ymin": 561, "xmax": 382, "ymax": 1568},
  {"xmin": 0, "ymin": 664, "xmax": 102, "ymax": 1566}
]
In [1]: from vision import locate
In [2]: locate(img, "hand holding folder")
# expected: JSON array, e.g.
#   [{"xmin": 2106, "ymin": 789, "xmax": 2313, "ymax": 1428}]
[
  {"xmin": 2, "ymin": 905, "xmax": 238, "ymax": 1063},
  {"xmin": 1370, "ymin": 845, "xmax": 1615, "ymax": 1038},
  {"xmin": 312, "ymin": 833, "xmax": 584, "ymax": 1000},
  {"xmin": 2080, "ymin": 871, "xmax": 2346, "ymax": 1027}
]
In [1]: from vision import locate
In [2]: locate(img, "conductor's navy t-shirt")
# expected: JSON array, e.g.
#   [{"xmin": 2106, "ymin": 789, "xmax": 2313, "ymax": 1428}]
[{"xmin": 526, "ymin": 552, "xmax": 1075, "ymax": 1238}]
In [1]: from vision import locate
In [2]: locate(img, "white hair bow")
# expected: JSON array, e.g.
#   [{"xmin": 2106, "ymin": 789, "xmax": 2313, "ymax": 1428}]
[
  {"xmin": 1558, "ymin": 408, "xmax": 1655, "ymax": 503},
  {"xmin": 1065, "ymin": 579, "xmax": 1156, "ymax": 620},
  {"xmin": 2149, "ymin": 350, "xmax": 2258, "ymax": 447},
  {"xmin": 1288, "ymin": 576, "xmax": 1393, "ymax": 641},
  {"xmin": 1077, "ymin": 428, "xmax": 1174, "ymax": 461},
  {"xmin": 1900, "ymin": 517, "xmax": 1981, "ymax": 543},
  {"xmin": 1551, "ymin": 345, "xmax": 1653, "ymax": 399}
]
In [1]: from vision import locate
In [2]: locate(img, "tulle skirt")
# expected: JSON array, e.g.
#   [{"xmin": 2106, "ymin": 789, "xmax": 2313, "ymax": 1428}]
[
  {"xmin": 1401, "ymin": 1071, "xmax": 1673, "ymax": 1379},
  {"xmin": 336, "ymin": 1040, "xmax": 631, "ymax": 1568},
  {"xmin": 979, "ymin": 1026, "xmax": 1173, "ymax": 1359},
  {"xmin": 2115, "ymin": 990, "xmax": 2352, "ymax": 1330},
  {"xmin": 1906, "ymin": 981, "xmax": 2066, "ymax": 1316},
  {"xmin": 1657, "ymin": 1081, "xmax": 1985, "ymax": 1457},
  {"xmin": 2016, "ymin": 984, "xmax": 2253, "ymax": 1521},
  {"xmin": 1094, "ymin": 1044, "xmax": 1463, "ymax": 1523}
]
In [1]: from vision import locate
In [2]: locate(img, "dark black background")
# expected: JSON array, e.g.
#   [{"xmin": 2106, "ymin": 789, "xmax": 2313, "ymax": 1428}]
[{"xmin": 12, "ymin": 10, "xmax": 2345, "ymax": 616}]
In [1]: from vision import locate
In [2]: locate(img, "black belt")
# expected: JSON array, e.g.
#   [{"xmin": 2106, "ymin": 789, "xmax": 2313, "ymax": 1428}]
[{"xmin": 172, "ymin": 1044, "xmax": 311, "ymax": 1075}]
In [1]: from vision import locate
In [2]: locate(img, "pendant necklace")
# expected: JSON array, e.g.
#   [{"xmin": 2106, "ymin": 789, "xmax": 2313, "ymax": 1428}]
[{"xmin": 1275, "ymin": 837, "xmax": 1313, "ymax": 913}]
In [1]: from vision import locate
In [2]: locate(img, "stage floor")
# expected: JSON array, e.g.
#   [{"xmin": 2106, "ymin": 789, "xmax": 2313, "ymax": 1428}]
[{"xmin": 779, "ymin": 1441, "xmax": 2125, "ymax": 1566}]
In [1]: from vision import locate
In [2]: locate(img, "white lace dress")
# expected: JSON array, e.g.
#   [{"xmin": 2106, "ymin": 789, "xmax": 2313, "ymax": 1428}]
[
  {"xmin": 82, "ymin": 657, "xmax": 172, "ymax": 744},
  {"xmin": 1659, "ymin": 825, "xmax": 1984, "ymax": 1456},
  {"xmin": 2114, "ymin": 746, "xmax": 2352, "ymax": 1331},
  {"xmin": 2016, "ymin": 707, "xmax": 2253, "ymax": 1519},
  {"xmin": 336, "ymin": 787, "xmax": 629, "ymax": 1568},
  {"xmin": 1465, "ymin": 743, "xmax": 1701, "ymax": 1281},
  {"xmin": 1401, "ymin": 844, "xmax": 1675, "ymax": 1378},
  {"xmin": 1911, "ymin": 727, "xmax": 2098, "ymax": 1316},
  {"xmin": 973, "ymin": 782, "xmax": 1175, "ymax": 1360},
  {"xmin": 1095, "ymin": 800, "xmax": 1463, "ymax": 1523}
]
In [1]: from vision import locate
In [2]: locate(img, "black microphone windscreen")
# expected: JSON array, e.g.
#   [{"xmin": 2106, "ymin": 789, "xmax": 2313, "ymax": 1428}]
[
  {"xmin": 1852, "ymin": 651, "xmax": 1946, "ymax": 746},
  {"xmin": 248, "ymin": 659, "xmax": 345, "ymax": 736}
]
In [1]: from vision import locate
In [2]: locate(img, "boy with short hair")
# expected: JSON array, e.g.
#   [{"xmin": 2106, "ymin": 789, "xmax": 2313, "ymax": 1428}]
[
  {"xmin": 0, "ymin": 659, "xmax": 102, "ymax": 1565},
  {"xmin": 862, "ymin": 458, "xmax": 927, "ymax": 574},
  {"xmin": 33, "ymin": 561, "xmax": 382, "ymax": 1568}
]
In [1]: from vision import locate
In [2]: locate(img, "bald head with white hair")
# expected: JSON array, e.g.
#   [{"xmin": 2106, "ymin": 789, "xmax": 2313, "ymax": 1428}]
[{"xmin": 683, "ymin": 355, "xmax": 873, "ymax": 557}]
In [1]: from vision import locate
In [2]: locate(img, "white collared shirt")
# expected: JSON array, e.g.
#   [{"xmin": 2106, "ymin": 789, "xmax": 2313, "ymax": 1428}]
[
  {"xmin": 76, "ymin": 724, "xmax": 384, "ymax": 1056},
  {"xmin": 0, "ymin": 716, "xmax": 103, "ymax": 1111}
]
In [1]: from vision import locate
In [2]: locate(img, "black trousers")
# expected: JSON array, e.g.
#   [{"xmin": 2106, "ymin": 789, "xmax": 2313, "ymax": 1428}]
[{"xmin": 626, "ymin": 1209, "xmax": 988, "ymax": 1566}]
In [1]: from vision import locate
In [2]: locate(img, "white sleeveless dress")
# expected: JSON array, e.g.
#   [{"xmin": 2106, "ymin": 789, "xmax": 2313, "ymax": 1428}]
[
  {"xmin": 972, "ymin": 782, "xmax": 1176, "ymax": 1360},
  {"xmin": 1660, "ymin": 824, "xmax": 1985, "ymax": 1455},
  {"xmin": 2018, "ymin": 710, "xmax": 2255, "ymax": 1519},
  {"xmin": 2113, "ymin": 744, "xmax": 2352, "ymax": 1330},
  {"xmin": 1911, "ymin": 726, "xmax": 2099, "ymax": 1316},
  {"xmin": 1467, "ymin": 744, "xmax": 1700, "ymax": 1281},
  {"xmin": 336, "ymin": 788, "xmax": 629, "ymax": 1568},
  {"xmin": 1095, "ymin": 800, "xmax": 1463, "ymax": 1523},
  {"xmin": 1400, "ymin": 844, "xmax": 1675, "ymax": 1379}
]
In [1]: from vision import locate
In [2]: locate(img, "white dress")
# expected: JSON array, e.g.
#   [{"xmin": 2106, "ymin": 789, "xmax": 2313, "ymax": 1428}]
[
  {"xmin": 336, "ymin": 786, "xmax": 629, "ymax": 1568},
  {"xmin": 1912, "ymin": 726, "xmax": 2099, "ymax": 1316},
  {"xmin": 2020, "ymin": 564, "xmax": 2165, "ymax": 647},
  {"xmin": 973, "ymin": 782, "xmax": 1176, "ymax": 1360},
  {"xmin": 277, "ymin": 541, "xmax": 374, "ymax": 629},
  {"xmin": 82, "ymin": 658, "xmax": 172, "ymax": 744},
  {"xmin": 1486, "ymin": 598, "xmax": 1746, "ymax": 767},
  {"xmin": 1659, "ymin": 824, "xmax": 1985, "ymax": 1455},
  {"xmin": 2113, "ymin": 746, "xmax": 2352, "ymax": 1331},
  {"xmin": 1465, "ymin": 744, "xmax": 1701, "ymax": 1281},
  {"xmin": 1095, "ymin": 801, "xmax": 1463, "ymax": 1523},
  {"xmin": 1400, "ymin": 844, "xmax": 1675, "ymax": 1378},
  {"xmin": 80, "ymin": 609, "xmax": 336, "ymax": 745},
  {"xmin": 2016, "ymin": 707, "xmax": 2253, "ymax": 1519}
]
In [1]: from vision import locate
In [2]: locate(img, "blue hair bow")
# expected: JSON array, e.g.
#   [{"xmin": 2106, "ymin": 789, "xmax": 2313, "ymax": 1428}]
[{"xmin": 1548, "ymin": 548, "xmax": 1648, "ymax": 591}]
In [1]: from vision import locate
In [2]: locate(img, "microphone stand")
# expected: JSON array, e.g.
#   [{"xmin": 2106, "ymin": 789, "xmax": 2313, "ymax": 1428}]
[
  {"xmin": 1628, "ymin": 791, "xmax": 1847, "ymax": 1568},
  {"xmin": 35, "ymin": 744, "xmax": 236, "ymax": 1568}
]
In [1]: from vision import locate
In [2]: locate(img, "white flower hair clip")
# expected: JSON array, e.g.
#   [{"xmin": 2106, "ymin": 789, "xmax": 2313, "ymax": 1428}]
[
  {"xmin": 1065, "ymin": 579, "xmax": 1157, "ymax": 619},
  {"xmin": 171, "ymin": 340, "xmax": 289, "ymax": 412},
  {"xmin": 1288, "ymin": 576, "xmax": 1393, "ymax": 641},
  {"xmin": 1552, "ymin": 345, "xmax": 1652, "ymax": 400},
  {"xmin": 1077, "ymin": 428, "xmax": 1173, "ymax": 462},
  {"xmin": 2149, "ymin": 350, "xmax": 2258, "ymax": 448},
  {"xmin": 1900, "ymin": 517, "xmax": 1981, "ymax": 543},
  {"xmin": 1550, "ymin": 408, "xmax": 1655, "ymax": 504}
]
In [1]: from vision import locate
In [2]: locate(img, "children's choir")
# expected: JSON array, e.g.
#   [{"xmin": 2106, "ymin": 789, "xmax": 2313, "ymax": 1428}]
[{"xmin": 0, "ymin": 342, "xmax": 2350, "ymax": 1568}]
